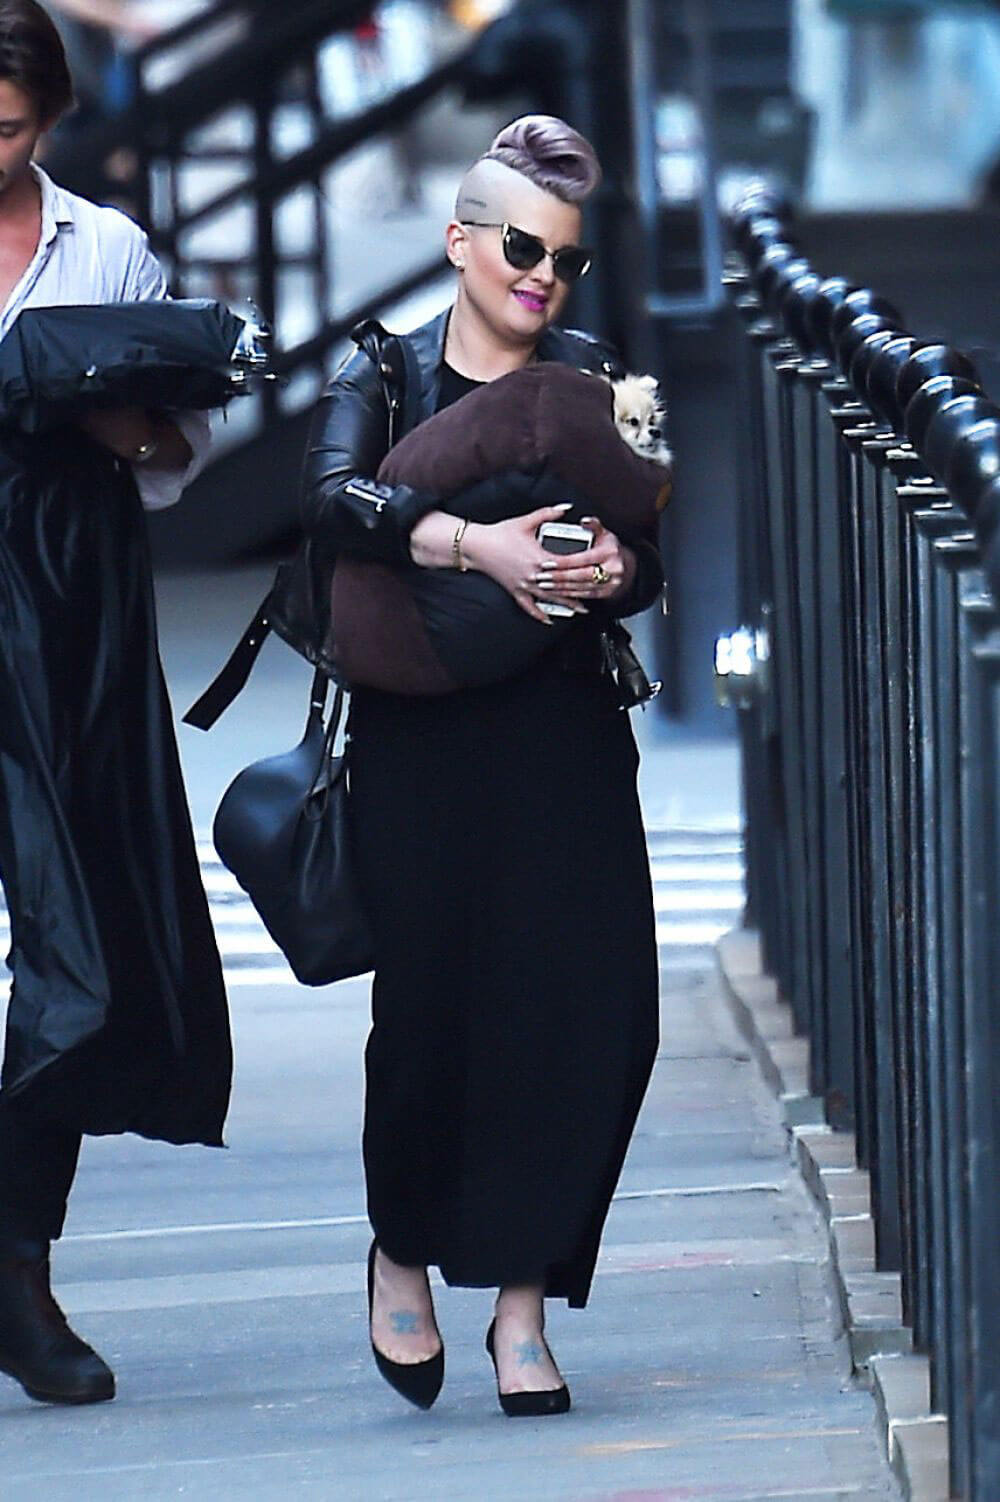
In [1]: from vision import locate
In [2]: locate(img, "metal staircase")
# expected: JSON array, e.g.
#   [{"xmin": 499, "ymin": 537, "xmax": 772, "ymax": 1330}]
[
  {"xmin": 50, "ymin": 3, "xmax": 478, "ymax": 465},
  {"xmin": 625, "ymin": 0, "xmax": 808, "ymax": 350}
]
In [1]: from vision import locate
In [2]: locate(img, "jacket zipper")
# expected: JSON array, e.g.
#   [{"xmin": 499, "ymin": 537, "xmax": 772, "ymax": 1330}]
[{"xmin": 344, "ymin": 481, "xmax": 387, "ymax": 513}]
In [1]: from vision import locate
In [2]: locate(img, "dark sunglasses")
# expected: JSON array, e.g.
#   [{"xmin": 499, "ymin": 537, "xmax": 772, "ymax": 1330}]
[{"xmin": 460, "ymin": 221, "xmax": 593, "ymax": 283}]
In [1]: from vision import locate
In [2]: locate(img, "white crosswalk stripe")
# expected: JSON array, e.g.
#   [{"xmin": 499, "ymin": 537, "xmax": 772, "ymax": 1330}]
[
  {"xmin": 0, "ymin": 824, "xmax": 743, "ymax": 995},
  {"xmin": 647, "ymin": 823, "xmax": 745, "ymax": 958}
]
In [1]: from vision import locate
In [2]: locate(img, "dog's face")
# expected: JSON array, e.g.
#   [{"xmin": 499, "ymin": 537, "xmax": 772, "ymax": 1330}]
[{"xmin": 611, "ymin": 374, "xmax": 672, "ymax": 466}]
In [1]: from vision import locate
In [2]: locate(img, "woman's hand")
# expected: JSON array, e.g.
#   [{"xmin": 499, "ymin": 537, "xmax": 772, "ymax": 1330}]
[
  {"xmin": 462, "ymin": 505, "xmax": 590, "ymax": 624},
  {"xmin": 409, "ymin": 506, "xmax": 636, "ymax": 622},
  {"xmin": 535, "ymin": 517, "xmax": 637, "ymax": 603}
]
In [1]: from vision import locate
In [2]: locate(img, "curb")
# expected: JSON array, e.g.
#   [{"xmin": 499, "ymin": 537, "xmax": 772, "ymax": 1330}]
[{"xmin": 716, "ymin": 928, "xmax": 949, "ymax": 1502}]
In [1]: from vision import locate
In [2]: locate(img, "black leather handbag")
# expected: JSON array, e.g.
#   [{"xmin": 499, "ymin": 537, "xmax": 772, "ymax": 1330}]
[{"xmin": 212, "ymin": 669, "xmax": 374, "ymax": 986}]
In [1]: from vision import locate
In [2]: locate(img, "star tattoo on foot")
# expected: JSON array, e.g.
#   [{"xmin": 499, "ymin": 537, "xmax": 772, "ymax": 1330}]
[
  {"xmin": 389, "ymin": 1311, "xmax": 421, "ymax": 1335},
  {"xmin": 514, "ymin": 1339, "xmax": 544, "ymax": 1367}
]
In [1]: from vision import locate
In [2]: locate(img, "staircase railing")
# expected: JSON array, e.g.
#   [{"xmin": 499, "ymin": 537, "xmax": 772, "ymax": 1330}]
[{"xmin": 48, "ymin": 2, "xmax": 494, "ymax": 454}]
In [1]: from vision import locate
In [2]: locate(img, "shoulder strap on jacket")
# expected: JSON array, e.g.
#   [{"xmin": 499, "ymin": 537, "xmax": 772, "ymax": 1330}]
[
  {"xmin": 350, "ymin": 317, "xmax": 390, "ymax": 363},
  {"xmin": 565, "ymin": 328, "xmax": 626, "ymax": 378},
  {"xmin": 350, "ymin": 317, "xmax": 419, "ymax": 444}
]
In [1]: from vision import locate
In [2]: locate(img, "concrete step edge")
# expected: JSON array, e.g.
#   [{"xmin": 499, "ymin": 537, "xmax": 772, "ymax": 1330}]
[
  {"xmin": 892, "ymin": 1414, "xmax": 951, "ymax": 1502},
  {"xmin": 714, "ymin": 925, "xmax": 945, "ymax": 1502},
  {"xmin": 714, "ymin": 931, "xmax": 823, "ymax": 1123},
  {"xmin": 869, "ymin": 1350, "xmax": 949, "ymax": 1499}
]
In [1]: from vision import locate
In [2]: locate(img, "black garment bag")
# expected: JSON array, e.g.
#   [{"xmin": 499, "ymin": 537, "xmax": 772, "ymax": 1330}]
[
  {"xmin": 0, "ymin": 298, "xmax": 256, "ymax": 430},
  {"xmin": 0, "ymin": 298, "xmax": 263, "ymax": 1142}
]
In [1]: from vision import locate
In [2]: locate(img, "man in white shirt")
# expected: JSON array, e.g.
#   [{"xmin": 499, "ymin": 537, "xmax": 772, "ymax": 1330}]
[
  {"xmin": 0, "ymin": 0, "xmax": 230, "ymax": 1408},
  {"xmin": 0, "ymin": 156, "xmax": 214, "ymax": 508},
  {"xmin": 0, "ymin": 14, "xmax": 211, "ymax": 503}
]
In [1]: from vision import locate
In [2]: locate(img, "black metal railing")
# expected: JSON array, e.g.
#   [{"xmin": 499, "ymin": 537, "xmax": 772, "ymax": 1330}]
[{"xmin": 717, "ymin": 186, "xmax": 1000, "ymax": 1499}]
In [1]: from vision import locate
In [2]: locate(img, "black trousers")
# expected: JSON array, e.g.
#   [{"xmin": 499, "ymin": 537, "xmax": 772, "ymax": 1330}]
[{"xmin": 0, "ymin": 1093, "xmax": 80, "ymax": 1250}]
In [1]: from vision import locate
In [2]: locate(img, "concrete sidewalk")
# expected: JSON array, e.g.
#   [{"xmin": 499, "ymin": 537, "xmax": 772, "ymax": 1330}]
[
  {"xmin": 0, "ymin": 570, "xmax": 898, "ymax": 1498},
  {"xmin": 1, "ymin": 955, "xmax": 900, "ymax": 1500}
]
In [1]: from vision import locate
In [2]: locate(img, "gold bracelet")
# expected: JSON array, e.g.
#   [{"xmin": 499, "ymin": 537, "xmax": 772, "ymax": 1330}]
[{"xmin": 452, "ymin": 518, "xmax": 470, "ymax": 572}]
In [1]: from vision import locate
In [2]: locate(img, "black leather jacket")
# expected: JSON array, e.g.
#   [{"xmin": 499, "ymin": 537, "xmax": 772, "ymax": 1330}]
[{"xmin": 271, "ymin": 306, "xmax": 665, "ymax": 675}]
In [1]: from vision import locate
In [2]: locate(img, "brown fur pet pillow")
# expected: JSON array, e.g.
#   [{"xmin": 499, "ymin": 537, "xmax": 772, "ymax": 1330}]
[{"xmin": 377, "ymin": 363, "xmax": 670, "ymax": 523}]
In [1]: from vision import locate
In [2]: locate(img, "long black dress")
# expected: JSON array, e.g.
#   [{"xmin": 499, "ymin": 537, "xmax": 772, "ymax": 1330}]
[{"xmin": 349, "ymin": 365, "xmax": 659, "ymax": 1309}]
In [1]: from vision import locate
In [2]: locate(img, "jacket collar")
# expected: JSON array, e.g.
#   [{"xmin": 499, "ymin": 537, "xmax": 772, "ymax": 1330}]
[
  {"xmin": 31, "ymin": 165, "xmax": 75, "ymax": 247},
  {"xmin": 404, "ymin": 307, "xmax": 449, "ymax": 421},
  {"xmin": 403, "ymin": 304, "xmax": 621, "ymax": 422}
]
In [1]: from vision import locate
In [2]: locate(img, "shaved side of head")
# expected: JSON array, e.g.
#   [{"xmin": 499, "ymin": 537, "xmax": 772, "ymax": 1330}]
[
  {"xmin": 456, "ymin": 115, "xmax": 601, "ymax": 222},
  {"xmin": 454, "ymin": 157, "xmax": 548, "ymax": 224}
]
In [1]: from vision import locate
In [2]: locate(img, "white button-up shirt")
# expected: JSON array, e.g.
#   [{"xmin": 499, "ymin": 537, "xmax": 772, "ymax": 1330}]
[{"xmin": 0, "ymin": 164, "xmax": 212, "ymax": 511}]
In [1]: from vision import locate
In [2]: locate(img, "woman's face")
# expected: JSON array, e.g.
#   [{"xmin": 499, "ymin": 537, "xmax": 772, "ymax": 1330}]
[{"xmin": 448, "ymin": 187, "xmax": 584, "ymax": 347}]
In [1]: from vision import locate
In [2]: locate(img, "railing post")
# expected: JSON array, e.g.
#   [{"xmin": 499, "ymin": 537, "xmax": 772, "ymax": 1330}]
[
  {"xmin": 759, "ymin": 334, "xmax": 814, "ymax": 1033},
  {"xmin": 723, "ymin": 265, "xmax": 776, "ymax": 947},
  {"xmin": 932, "ymin": 529, "xmax": 980, "ymax": 1499},
  {"xmin": 837, "ymin": 392, "xmax": 905, "ymax": 1269},
  {"xmin": 808, "ymin": 363, "xmax": 858, "ymax": 1129},
  {"xmin": 962, "ymin": 602, "xmax": 1000, "ymax": 1496},
  {"xmin": 785, "ymin": 350, "xmax": 832, "ymax": 1088},
  {"xmin": 886, "ymin": 463, "xmax": 935, "ymax": 1362}
]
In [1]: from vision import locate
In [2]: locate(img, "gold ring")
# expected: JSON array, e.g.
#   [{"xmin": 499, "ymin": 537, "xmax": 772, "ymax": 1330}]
[{"xmin": 593, "ymin": 564, "xmax": 609, "ymax": 585}]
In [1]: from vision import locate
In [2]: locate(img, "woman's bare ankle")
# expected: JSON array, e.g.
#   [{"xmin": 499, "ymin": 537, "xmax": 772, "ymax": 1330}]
[
  {"xmin": 371, "ymin": 1248, "xmax": 440, "ymax": 1365},
  {"xmin": 495, "ymin": 1283, "xmax": 545, "ymax": 1325},
  {"xmin": 376, "ymin": 1246, "xmax": 427, "ymax": 1281},
  {"xmin": 492, "ymin": 1285, "xmax": 563, "ymax": 1393}
]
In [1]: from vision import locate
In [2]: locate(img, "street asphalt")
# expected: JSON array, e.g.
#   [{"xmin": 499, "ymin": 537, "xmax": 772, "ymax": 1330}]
[{"xmin": 0, "ymin": 571, "xmax": 899, "ymax": 1501}]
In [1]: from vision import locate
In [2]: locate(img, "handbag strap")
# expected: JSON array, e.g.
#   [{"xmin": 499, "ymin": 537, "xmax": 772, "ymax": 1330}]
[
  {"xmin": 307, "ymin": 672, "xmax": 347, "ymax": 801},
  {"xmin": 184, "ymin": 323, "xmax": 410, "ymax": 732},
  {"xmin": 352, "ymin": 316, "xmax": 416, "ymax": 445},
  {"xmin": 184, "ymin": 596, "xmax": 273, "ymax": 730},
  {"xmin": 603, "ymin": 620, "xmax": 662, "ymax": 709},
  {"xmin": 313, "ymin": 669, "xmax": 346, "ymax": 742},
  {"xmin": 309, "ymin": 665, "xmax": 330, "ymax": 714}
]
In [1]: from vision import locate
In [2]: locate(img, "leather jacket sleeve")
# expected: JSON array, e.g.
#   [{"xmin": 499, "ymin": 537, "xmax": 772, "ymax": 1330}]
[
  {"xmin": 301, "ymin": 347, "xmax": 437, "ymax": 565},
  {"xmin": 615, "ymin": 536, "xmax": 665, "ymax": 618}
]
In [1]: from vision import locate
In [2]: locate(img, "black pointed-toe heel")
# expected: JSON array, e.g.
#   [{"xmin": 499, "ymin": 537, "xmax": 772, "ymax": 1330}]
[
  {"xmin": 367, "ymin": 1241, "xmax": 444, "ymax": 1411},
  {"xmin": 485, "ymin": 1319, "xmax": 571, "ymax": 1417}
]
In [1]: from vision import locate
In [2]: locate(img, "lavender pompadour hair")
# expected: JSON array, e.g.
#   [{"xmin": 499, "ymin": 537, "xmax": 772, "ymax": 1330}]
[{"xmin": 480, "ymin": 115, "xmax": 602, "ymax": 204}]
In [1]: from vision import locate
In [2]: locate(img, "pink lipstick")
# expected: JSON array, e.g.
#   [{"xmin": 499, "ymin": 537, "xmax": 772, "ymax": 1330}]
[{"xmin": 513, "ymin": 290, "xmax": 548, "ymax": 314}]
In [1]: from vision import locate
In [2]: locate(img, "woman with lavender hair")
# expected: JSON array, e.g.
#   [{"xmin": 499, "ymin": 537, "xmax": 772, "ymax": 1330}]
[{"xmin": 301, "ymin": 115, "xmax": 662, "ymax": 1417}]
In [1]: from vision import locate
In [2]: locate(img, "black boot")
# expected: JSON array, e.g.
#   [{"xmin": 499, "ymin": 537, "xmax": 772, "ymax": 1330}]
[{"xmin": 0, "ymin": 1251, "xmax": 115, "ymax": 1405}]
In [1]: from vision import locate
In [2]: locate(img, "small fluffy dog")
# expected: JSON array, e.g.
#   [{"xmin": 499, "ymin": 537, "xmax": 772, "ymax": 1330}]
[{"xmin": 610, "ymin": 373, "xmax": 673, "ymax": 469}]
